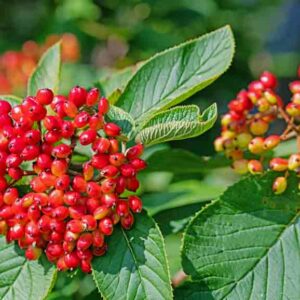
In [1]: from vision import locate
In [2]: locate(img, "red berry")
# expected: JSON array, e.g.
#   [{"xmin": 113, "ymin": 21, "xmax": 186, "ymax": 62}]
[
  {"xmin": 36, "ymin": 88, "xmax": 54, "ymax": 105},
  {"xmin": 79, "ymin": 129, "xmax": 97, "ymax": 145},
  {"xmin": 99, "ymin": 217, "xmax": 113, "ymax": 235},
  {"xmin": 260, "ymin": 71, "xmax": 277, "ymax": 89},
  {"xmin": 104, "ymin": 123, "xmax": 121, "ymax": 137},
  {"xmin": 128, "ymin": 195, "xmax": 142, "ymax": 213},
  {"xmin": 86, "ymin": 88, "xmax": 100, "ymax": 106},
  {"xmin": 74, "ymin": 111, "xmax": 90, "ymax": 128},
  {"xmin": 69, "ymin": 86, "xmax": 87, "ymax": 108},
  {"xmin": 98, "ymin": 97, "xmax": 109, "ymax": 114}
]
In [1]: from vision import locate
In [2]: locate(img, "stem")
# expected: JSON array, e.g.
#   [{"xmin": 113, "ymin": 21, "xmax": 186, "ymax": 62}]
[
  {"xmin": 297, "ymin": 136, "xmax": 300, "ymax": 153},
  {"xmin": 171, "ymin": 270, "xmax": 187, "ymax": 287}
]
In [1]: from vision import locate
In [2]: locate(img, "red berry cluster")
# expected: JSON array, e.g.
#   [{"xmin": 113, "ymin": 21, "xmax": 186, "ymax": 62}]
[
  {"xmin": 0, "ymin": 86, "xmax": 146, "ymax": 273},
  {"xmin": 215, "ymin": 66, "xmax": 300, "ymax": 194}
]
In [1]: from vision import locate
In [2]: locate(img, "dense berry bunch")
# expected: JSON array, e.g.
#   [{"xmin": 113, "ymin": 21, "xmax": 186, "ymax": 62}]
[
  {"xmin": 215, "ymin": 67, "xmax": 300, "ymax": 194},
  {"xmin": 0, "ymin": 33, "xmax": 80, "ymax": 94},
  {"xmin": 0, "ymin": 86, "xmax": 146, "ymax": 273}
]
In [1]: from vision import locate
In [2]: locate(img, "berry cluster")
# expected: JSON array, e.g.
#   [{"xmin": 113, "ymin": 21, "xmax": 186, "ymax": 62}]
[
  {"xmin": 0, "ymin": 33, "xmax": 80, "ymax": 94},
  {"xmin": 0, "ymin": 86, "xmax": 146, "ymax": 273},
  {"xmin": 215, "ymin": 67, "xmax": 300, "ymax": 194}
]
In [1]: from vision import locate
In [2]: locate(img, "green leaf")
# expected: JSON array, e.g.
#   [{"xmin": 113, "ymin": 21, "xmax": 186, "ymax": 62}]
[
  {"xmin": 106, "ymin": 105, "xmax": 135, "ymax": 138},
  {"xmin": 145, "ymin": 149, "xmax": 229, "ymax": 174},
  {"xmin": 182, "ymin": 172, "xmax": 300, "ymax": 299},
  {"xmin": 99, "ymin": 64, "xmax": 140, "ymax": 101},
  {"xmin": 0, "ymin": 237, "xmax": 57, "ymax": 300},
  {"xmin": 174, "ymin": 282, "xmax": 213, "ymax": 300},
  {"xmin": 117, "ymin": 26, "xmax": 234, "ymax": 123},
  {"xmin": 27, "ymin": 42, "xmax": 61, "ymax": 96},
  {"xmin": 143, "ymin": 180, "xmax": 225, "ymax": 215},
  {"xmin": 0, "ymin": 95, "xmax": 22, "ymax": 105},
  {"xmin": 136, "ymin": 104, "xmax": 217, "ymax": 146},
  {"xmin": 92, "ymin": 211, "xmax": 173, "ymax": 300}
]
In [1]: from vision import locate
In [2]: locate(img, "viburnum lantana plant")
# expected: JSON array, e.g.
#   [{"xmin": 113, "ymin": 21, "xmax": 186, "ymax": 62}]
[
  {"xmin": 0, "ymin": 26, "xmax": 237, "ymax": 300},
  {"xmin": 214, "ymin": 66, "xmax": 300, "ymax": 194}
]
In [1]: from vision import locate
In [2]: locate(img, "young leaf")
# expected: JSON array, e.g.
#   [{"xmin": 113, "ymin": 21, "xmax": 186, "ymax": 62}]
[
  {"xmin": 106, "ymin": 105, "xmax": 135, "ymax": 138},
  {"xmin": 0, "ymin": 95, "xmax": 22, "ymax": 105},
  {"xmin": 92, "ymin": 211, "xmax": 173, "ymax": 300},
  {"xmin": 117, "ymin": 26, "xmax": 234, "ymax": 123},
  {"xmin": 136, "ymin": 104, "xmax": 217, "ymax": 146},
  {"xmin": 0, "ymin": 237, "xmax": 57, "ymax": 300},
  {"xmin": 182, "ymin": 172, "xmax": 300, "ymax": 299},
  {"xmin": 27, "ymin": 42, "xmax": 61, "ymax": 96}
]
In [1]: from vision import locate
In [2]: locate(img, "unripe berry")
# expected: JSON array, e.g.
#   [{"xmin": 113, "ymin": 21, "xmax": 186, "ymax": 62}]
[
  {"xmin": 235, "ymin": 133, "xmax": 252, "ymax": 149},
  {"xmin": 264, "ymin": 90, "xmax": 278, "ymax": 104},
  {"xmin": 289, "ymin": 81, "xmax": 300, "ymax": 94},
  {"xmin": 286, "ymin": 102, "xmax": 300, "ymax": 117},
  {"xmin": 93, "ymin": 206, "xmax": 111, "ymax": 220},
  {"xmin": 249, "ymin": 119, "xmax": 269, "ymax": 136},
  {"xmin": 232, "ymin": 159, "xmax": 248, "ymax": 174},
  {"xmin": 248, "ymin": 137, "xmax": 265, "ymax": 154},
  {"xmin": 104, "ymin": 123, "xmax": 121, "ymax": 137},
  {"xmin": 288, "ymin": 154, "xmax": 300, "ymax": 170},
  {"xmin": 257, "ymin": 98, "xmax": 270, "ymax": 112},
  {"xmin": 263, "ymin": 135, "xmax": 280, "ymax": 150},
  {"xmin": 51, "ymin": 159, "xmax": 68, "ymax": 176},
  {"xmin": 270, "ymin": 158, "xmax": 288, "ymax": 171},
  {"xmin": 69, "ymin": 86, "xmax": 87, "ymax": 108},
  {"xmin": 83, "ymin": 163, "xmax": 94, "ymax": 181},
  {"xmin": 63, "ymin": 101, "xmax": 78, "ymax": 118},
  {"xmin": 248, "ymin": 160, "xmax": 263, "ymax": 174},
  {"xmin": 214, "ymin": 137, "xmax": 224, "ymax": 152},
  {"xmin": 272, "ymin": 177, "xmax": 287, "ymax": 195}
]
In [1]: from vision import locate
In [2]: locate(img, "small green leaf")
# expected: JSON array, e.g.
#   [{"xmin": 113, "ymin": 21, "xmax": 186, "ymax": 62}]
[
  {"xmin": 92, "ymin": 211, "xmax": 173, "ymax": 300},
  {"xmin": 0, "ymin": 95, "xmax": 22, "ymax": 105},
  {"xmin": 106, "ymin": 105, "xmax": 135, "ymax": 138},
  {"xmin": 27, "ymin": 42, "xmax": 61, "ymax": 96},
  {"xmin": 117, "ymin": 26, "xmax": 234, "ymax": 123},
  {"xmin": 182, "ymin": 172, "xmax": 300, "ymax": 299},
  {"xmin": 0, "ymin": 238, "xmax": 57, "ymax": 300},
  {"xmin": 136, "ymin": 104, "xmax": 217, "ymax": 146}
]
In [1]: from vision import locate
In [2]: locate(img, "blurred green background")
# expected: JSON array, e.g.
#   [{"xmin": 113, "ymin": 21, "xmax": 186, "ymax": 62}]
[{"xmin": 0, "ymin": 0, "xmax": 299, "ymax": 298}]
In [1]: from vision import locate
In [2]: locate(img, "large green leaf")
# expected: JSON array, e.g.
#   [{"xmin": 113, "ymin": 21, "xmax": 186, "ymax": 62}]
[
  {"xmin": 99, "ymin": 64, "xmax": 141, "ymax": 102},
  {"xmin": 117, "ymin": 26, "xmax": 234, "ymax": 123},
  {"xmin": 136, "ymin": 104, "xmax": 217, "ymax": 146},
  {"xmin": 92, "ymin": 211, "xmax": 173, "ymax": 300},
  {"xmin": 174, "ymin": 282, "xmax": 213, "ymax": 300},
  {"xmin": 27, "ymin": 42, "xmax": 61, "ymax": 96},
  {"xmin": 182, "ymin": 172, "xmax": 300, "ymax": 299},
  {"xmin": 0, "ymin": 237, "xmax": 57, "ymax": 300}
]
